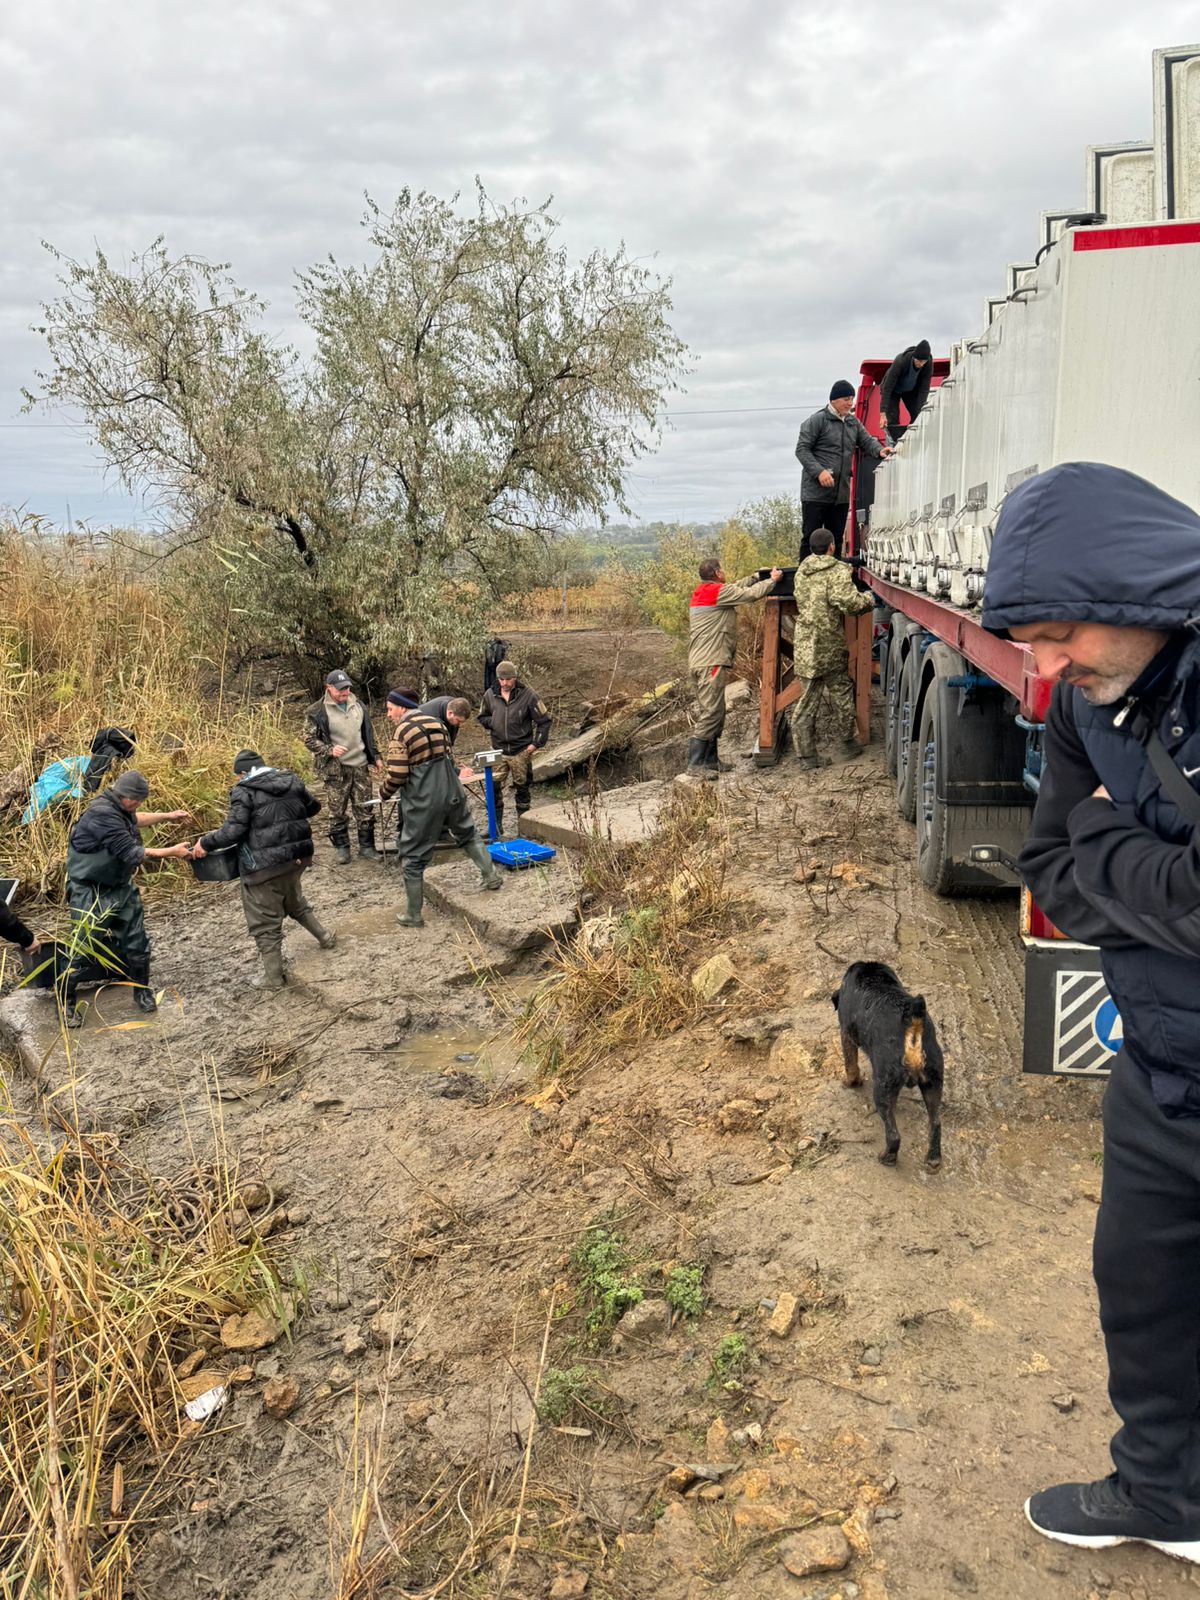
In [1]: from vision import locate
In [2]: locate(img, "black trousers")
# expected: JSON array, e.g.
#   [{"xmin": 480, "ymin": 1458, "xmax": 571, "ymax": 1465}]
[
  {"xmin": 799, "ymin": 502, "xmax": 848, "ymax": 562},
  {"xmin": 1094, "ymin": 1050, "xmax": 1200, "ymax": 1522}
]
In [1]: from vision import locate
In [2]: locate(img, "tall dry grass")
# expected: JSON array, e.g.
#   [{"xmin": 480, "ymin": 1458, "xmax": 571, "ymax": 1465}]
[
  {"xmin": 491, "ymin": 571, "xmax": 643, "ymax": 633},
  {"xmin": 514, "ymin": 785, "xmax": 741, "ymax": 1082},
  {"xmin": 0, "ymin": 518, "xmax": 305, "ymax": 904},
  {"xmin": 0, "ymin": 1101, "xmax": 289, "ymax": 1599}
]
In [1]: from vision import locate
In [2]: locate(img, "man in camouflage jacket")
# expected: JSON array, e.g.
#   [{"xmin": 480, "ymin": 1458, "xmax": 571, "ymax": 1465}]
[{"xmin": 789, "ymin": 531, "xmax": 874, "ymax": 769}]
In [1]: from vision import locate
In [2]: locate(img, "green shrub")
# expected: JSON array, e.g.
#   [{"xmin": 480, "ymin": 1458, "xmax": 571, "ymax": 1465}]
[
  {"xmin": 570, "ymin": 1224, "xmax": 643, "ymax": 1338},
  {"xmin": 707, "ymin": 1333, "xmax": 748, "ymax": 1390},
  {"xmin": 664, "ymin": 1264, "xmax": 705, "ymax": 1322}
]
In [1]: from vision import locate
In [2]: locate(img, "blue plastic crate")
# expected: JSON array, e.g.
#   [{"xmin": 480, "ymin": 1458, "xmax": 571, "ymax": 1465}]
[{"xmin": 487, "ymin": 838, "xmax": 557, "ymax": 870}]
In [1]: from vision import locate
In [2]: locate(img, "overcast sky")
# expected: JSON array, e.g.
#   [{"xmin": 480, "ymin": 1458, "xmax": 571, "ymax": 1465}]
[{"xmin": 2, "ymin": 1, "xmax": 1195, "ymax": 528}]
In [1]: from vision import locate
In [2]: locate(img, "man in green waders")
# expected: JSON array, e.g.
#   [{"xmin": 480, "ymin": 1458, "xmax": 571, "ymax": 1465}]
[
  {"xmin": 379, "ymin": 693, "xmax": 501, "ymax": 928},
  {"xmin": 61, "ymin": 770, "xmax": 193, "ymax": 1027}
]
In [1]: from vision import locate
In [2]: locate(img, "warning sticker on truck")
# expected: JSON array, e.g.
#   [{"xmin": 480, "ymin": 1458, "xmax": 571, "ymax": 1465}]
[{"xmin": 1023, "ymin": 942, "xmax": 1119, "ymax": 1078}]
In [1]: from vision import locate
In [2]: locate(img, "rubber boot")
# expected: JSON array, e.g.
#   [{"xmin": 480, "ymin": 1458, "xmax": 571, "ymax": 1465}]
[
  {"xmin": 357, "ymin": 823, "xmax": 383, "ymax": 862},
  {"xmin": 797, "ymin": 753, "xmax": 831, "ymax": 771},
  {"xmin": 132, "ymin": 964, "xmax": 158, "ymax": 1014},
  {"xmin": 251, "ymin": 946, "xmax": 287, "ymax": 991},
  {"xmin": 840, "ymin": 740, "xmax": 864, "ymax": 761},
  {"xmin": 676, "ymin": 738, "xmax": 710, "ymax": 785},
  {"xmin": 331, "ymin": 829, "xmax": 352, "ymax": 866},
  {"xmin": 463, "ymin": 838, "xmax": 503, "ymax": 891},
  {"xmin": 396, "ymin": 878, "xmax": 425, "ymax": 928},
  {"xmin": 704, "ymin": 739, "xmax": 732, "ymax": 775},
  {"xmin": 296, "ymin": 910, "xmax": 336, "ymax": 949}
]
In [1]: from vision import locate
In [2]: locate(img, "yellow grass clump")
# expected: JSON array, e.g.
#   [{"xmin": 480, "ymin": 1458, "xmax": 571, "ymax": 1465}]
[{"xmin": 0, "ymin": 1110, "xmax": 290, "ymax": 1599}]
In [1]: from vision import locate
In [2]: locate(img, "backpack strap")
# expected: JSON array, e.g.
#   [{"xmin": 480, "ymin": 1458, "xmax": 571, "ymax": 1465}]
[{"xmin": 1126, "ymin": 704, "xmax": 1200, "ymax": 825}]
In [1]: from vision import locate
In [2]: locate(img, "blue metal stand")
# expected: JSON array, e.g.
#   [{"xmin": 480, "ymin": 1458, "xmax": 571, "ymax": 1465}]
[{"xmin": 484, "ymin": 766, "xmax": 499, "ymax": 842}]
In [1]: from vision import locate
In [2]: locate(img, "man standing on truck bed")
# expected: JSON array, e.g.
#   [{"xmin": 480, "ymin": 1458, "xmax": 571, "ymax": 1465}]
[
  {"xmin": 983, "ymin": 461, "xmax": 1200, "ymax": 1566},
  {"xmin": 879, "ymin": 339, "xmax": 933, "ymax": 442},
  {"xmin": 303, "ymin": 669, "xmax": 383, "ymax": 865},
  {"xmin": 680, "ymin": 558, "xmax": 781, "ymax": 783},
  {"xmin": 789, "ymin": 530, "xmax": 873, "ymax": 769},
  {"xmin": 477, "ymin": 661, "xmax": 551, "ymax": 835},
  {"xmin": 794, "ymin": 381, "xmax": 892, "ymax": 561}
]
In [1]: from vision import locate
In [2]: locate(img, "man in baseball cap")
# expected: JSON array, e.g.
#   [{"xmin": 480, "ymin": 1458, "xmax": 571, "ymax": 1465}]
[{"xmin": 302, "ymin": 670, "xmax": 384, "ymax": 864}]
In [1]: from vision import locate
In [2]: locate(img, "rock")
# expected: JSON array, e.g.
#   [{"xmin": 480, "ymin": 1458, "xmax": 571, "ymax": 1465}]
[
  {"xmin": 175, "ymin": 1348, "xmax": 206, "ymax": 1381},
  {"xmin": 368, "ymin": 1308, "xmax": 407, "ymax": 1349},
  {"xmin": 254, "ymin": 1355, "xmax": 281, "ymax": 1379},
  {"xmin": 779, "ymin": 1526, "xmax": 852, "ymax": 1578},
  {"xmin": 768, "ymin": 1292, "xmax": 801, "ymax": 1337},
  {"xmin": 1051, "ymin": 1391, "xmax": 1076, "ymax": 1413},
  {"xmin": 717, "ymin": 1099, "xmax": 760, "ymax": 1134},
  {"xmin": 325, "ymin": 1290, "xmax": 351, "ymax": 1312},
  {"xmin": 618, "ymin": 1299, "xmax": 662, "ymax": 1341},
  {"xmin": 733, "ymin": 1502, "xmax": 787, "ymax": 1532},
  {"xmin": 665, "ymin": 1465, "xmax": 696, "ymax": 1494},
  {"xmin": 706, "ymin": 1416, "xmax": 730, "ymax": 1458},
  {"xmin": 236, "ymin": 1179, "xmax": 272, "ymax": 1211},
  {"xmin": 179, "ymin": 1368, "xmax": 229, "ymax": 1402},
  {"xmin": 219, "ymin": 1308, "xmax": 284, "ymax": 1352},
  {"xmin": 328, "ymin": 1363, "xmax": 353, "ymax": 1386},
  {"xmin": 692, "ymin": 952, "xmax": 738, "ymax": 1002},
  {"xmin": 287, "ymin": 1205, "xmax": 311, "ymax": 1227},
  {"xmin": 697, "ymin": 1484, "xmax": 725, "ymax": 1501},
  {"xmin": 721, "ymin": 1013, "xmax": 793, "ymax": 1046},
  {"xmin": 669, "ymin": 868, "xmax": 703, "ymax": 906},
  {"xmin": 861, "ymin": 1345, "xmax": 882, "ymax": 1367},
  {"xmin": 404, "ymin": 1398, "xmax": 436, "ymax": 1427},
  {"xmin": 342, "ymin": 1329, "xmax": 368, "ymax": 1359},
  {"xmin": 262, "ymin": 1375, "xmax": 300, "ymax": 1419},
  {"xmin": 744, "ymin": 1421, "xmax": 763, "ymax": 1444},
  {"xmin": 548, "ymin": 1572, "xmax": 589, "ymax": 1599}
]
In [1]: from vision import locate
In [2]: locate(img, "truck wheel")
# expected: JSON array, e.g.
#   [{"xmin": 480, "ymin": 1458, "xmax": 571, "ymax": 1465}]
[
  {"xmin": 915, "ymin": 676, "xmax": 1027, "ymax": 895},
  {"xmin": 883, "ymin": 630, "xmax": 902, "ymax": 778},
  {"xmin": 915, "ymin": 689, "xmax": 957, "ymax": 892},
  {"xmin": 895, "ymin": 646, "xmax": 920, "ymax": 822}
]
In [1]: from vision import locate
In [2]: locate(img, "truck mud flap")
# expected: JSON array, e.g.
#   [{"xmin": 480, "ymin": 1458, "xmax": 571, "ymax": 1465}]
[{"xmin": 1022, "ymin": 940, "xmax": 1121, "ymax": 1077}]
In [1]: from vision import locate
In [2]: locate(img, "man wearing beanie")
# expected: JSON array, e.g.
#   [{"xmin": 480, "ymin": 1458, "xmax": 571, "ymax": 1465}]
[
  {"xmin": 380, "ymin": 692, "xmax": 500, "ymax": 928},
  {"xmin": 794, "ymin": 380, "xmax": 892, "ymax": 560},
  {"xmin": 61, "ymin": 770, "xmax": 193, "ymax": 1027},
  {"xmin": 193, "ymin": 750, "xmax": 334, "ymax": 992},
  {"xmin": 303, "ymin": 669, "xmax": 383, "ymax": 865},
  {"xmin": 879, "ymin": 339, "xmax": 934, "ymax": 443},
  {"xmin": 477, "ymin": 660, "xmax": 552, "ymax": 835}
]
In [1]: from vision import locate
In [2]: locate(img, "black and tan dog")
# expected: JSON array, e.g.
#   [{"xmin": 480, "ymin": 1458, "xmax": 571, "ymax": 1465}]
[{"xmin": 832, "ymin": 961, "xmax": 943, "ymax": 1170}]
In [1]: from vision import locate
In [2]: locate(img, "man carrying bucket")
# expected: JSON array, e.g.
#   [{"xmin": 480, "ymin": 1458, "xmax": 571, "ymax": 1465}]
[{"xmin": 380, "ymin": 693, "xmax": 501, "ymax": 928}]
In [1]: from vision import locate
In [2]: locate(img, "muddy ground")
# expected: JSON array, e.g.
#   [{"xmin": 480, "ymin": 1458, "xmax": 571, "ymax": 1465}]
[{"xmin": 3, "ymin": 627, "xmax": 1193, "ymax": 1600}]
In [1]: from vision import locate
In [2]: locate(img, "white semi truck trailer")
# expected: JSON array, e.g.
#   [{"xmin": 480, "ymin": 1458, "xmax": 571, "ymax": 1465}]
[{"xmin": 860, "ymin": 43, "xmax": 1200, "ymax": 1077}]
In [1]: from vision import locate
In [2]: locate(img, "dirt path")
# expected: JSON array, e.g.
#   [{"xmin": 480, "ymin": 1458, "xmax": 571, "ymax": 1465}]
[{"xmin": 1, "ymin": 671, "xmax": 1190, "ymax": 1600}]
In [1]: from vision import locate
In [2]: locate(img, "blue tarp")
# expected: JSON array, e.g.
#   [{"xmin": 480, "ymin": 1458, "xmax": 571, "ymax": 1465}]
[{"xmin": 21, "ymin": 756, "xmax": 91, "ymax": 825}]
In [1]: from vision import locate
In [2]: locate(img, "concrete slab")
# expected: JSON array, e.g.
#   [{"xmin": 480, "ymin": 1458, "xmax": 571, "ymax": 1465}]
[
  {"xmin": 519, "ymin": 780, "xmax": 668, "ymax": 852},
  {"xmin": 423, "ymin": 851, "xmax": 580, "ymax": 952}
]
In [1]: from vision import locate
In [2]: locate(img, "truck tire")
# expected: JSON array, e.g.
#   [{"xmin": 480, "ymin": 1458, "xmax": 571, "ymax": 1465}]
[
  {"xmin": 883, "ymin": 629, "xmax": 902, "ymax": 778},
  {"xmin": 914, "ymin": 665, "xmax": 1029, "ymax": 895},
  {"xmin": 895, "ymin": 645, "xmax": 921, "ymax": 822}
]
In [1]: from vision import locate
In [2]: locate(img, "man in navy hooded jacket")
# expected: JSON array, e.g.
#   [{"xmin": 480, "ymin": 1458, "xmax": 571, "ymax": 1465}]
[{"xmin": 983, "ymin": 461, "xmax": 1200, "ymax": 1563}]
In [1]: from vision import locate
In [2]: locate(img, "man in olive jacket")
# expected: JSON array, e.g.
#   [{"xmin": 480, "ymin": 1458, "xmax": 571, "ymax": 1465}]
[
  {"xmin": 302, "ymin": 669, "xmax": 383, "ymax": 865},
  {"xmin": 680, "ymin": 558, "xmax": 781, "ymax": 782},
  {"xmin": 193, "ymin": 749, "xmax": 335, "ymax": 992},
  {"xmin": 789, "ymin": 531, "xmax": 874, "ymax": 769},
  {"xmin": 794, "ymin": 380, "xmax": 892, "ymax": 560}
]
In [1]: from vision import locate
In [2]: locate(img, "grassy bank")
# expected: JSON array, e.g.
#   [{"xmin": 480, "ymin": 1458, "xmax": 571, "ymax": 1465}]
[{"xmin": 0, "ymin": 521, "xmax": 304, "ymax": 909}]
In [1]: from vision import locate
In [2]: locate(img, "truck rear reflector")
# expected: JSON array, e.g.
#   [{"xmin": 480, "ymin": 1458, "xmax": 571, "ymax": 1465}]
[{"xmin": 1074, "ymin": 221, "xmax": 1200, "ymax": 250}]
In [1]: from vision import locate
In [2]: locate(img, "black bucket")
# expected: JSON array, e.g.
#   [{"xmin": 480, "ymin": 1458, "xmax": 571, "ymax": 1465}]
[
  {"xmin": 191, "ymin": 847, "xmax": 240, "ymax": 883},
  {"xmin": 757, "ymin": 566, "xmax": 798, "ymax": 598}
]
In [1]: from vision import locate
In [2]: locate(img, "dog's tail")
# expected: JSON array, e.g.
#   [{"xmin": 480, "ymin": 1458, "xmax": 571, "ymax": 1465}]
[{"xmin": 902, "ymin": 996, "xmax": 927, "ymax": 1076}]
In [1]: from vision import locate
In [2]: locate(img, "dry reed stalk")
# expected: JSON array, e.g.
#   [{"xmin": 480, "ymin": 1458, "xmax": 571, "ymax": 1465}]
[{"xmin": 0, "ymin": 1114, "xmax": 285, "ymax": 1599}]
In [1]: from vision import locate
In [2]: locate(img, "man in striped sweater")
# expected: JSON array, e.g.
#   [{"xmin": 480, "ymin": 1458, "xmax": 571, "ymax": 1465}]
[{"xmin": 380, "ymin": 691, "xmax": 501, "ymax": 928}]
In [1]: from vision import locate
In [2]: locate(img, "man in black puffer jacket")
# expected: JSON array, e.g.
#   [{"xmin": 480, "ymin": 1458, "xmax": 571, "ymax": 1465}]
[
  {"xmin": 983, "ymin": 462, "xmax": 1200, "ymax": 1564},
  {"xmin": 193, "ymin": 749, "xmax": 335, "ymax": 992}
]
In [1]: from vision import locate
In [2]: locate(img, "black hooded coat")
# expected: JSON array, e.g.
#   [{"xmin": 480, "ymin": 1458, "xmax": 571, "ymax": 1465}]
[{"xmin": 983, "ymin": 461, "xmax": 1200, "ymax": 1113}]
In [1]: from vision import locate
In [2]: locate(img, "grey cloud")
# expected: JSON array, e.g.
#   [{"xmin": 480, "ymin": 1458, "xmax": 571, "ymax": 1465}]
[{"xmin": 2, "ymin": 0, "xmax": 1195, "ymax": 525}]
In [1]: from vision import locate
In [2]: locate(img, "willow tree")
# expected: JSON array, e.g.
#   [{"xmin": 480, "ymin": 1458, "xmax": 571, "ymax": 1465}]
[{"xmin": 28, "ymin": 188, "xmax": 687, "ymax": 688}]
